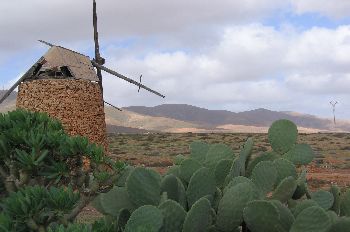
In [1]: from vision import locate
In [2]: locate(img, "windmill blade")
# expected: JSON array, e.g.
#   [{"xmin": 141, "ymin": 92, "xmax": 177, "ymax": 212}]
[
  {"xmin": 93, "ymin": 0, "xmax": 104, "ymax": 92},
  {"xmin": 91, "ymin": 60, "xmax": 165, "ymax": 98},
  {"xmin": 104, "ymin": 100, "xmax": 122, "ymax": 111},
  {"xmin": 38, "ymin": 40, "xmax": 54, "ymax": 47},
  {"xmin": 0, "ymin": 57, "xmax": 44, "ymax": 105}
]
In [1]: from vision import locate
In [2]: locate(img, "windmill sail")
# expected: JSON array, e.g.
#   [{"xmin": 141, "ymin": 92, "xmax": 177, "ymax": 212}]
[
  {"xmin": 0, "ymin": 57, "xmax": 44, "ymax": 105},
  {"xmin": 91, "ymin": 60, "xmax": 165, "ymax": 98},
  {"xmin": 93, "ymin": 0, "xmax": 104, "ymax": 92}
]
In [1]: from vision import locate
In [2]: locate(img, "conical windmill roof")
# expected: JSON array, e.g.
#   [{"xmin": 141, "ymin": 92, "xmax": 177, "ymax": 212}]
[{"xmin": 42, "ymin": 46, "xmax": 99, "ymax": 82}]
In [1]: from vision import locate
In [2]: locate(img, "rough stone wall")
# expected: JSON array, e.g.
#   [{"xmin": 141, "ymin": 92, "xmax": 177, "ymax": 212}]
[{"xmin": 16, "ymin": 79, "xmax": 108, "ymax": 151}]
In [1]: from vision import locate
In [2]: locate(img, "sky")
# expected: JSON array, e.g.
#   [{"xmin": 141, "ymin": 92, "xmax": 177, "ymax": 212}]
[{"xmin": 1, "ymin": 0, "xmax": 350, "ymax": 120}]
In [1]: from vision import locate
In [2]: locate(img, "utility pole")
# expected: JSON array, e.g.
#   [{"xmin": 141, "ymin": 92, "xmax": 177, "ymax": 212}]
[{"xmin": 330, "ymin": 101, "xmax": 338, "ymax": 125}]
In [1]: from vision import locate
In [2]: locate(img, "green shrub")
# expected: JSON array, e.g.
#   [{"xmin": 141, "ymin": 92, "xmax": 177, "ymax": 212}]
[{"xmin": 0, "ymin": 109, "xmax": 126, "ymax": 231}]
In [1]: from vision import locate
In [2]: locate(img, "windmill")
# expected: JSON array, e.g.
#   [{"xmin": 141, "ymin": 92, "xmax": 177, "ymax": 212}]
[
  {"xmin": 330, "ymin": 100, "xmax": 338, "ymax": 125},
  {"xmin": 0, "ymin": 0, "xmax": 165, "ymax": 150}
]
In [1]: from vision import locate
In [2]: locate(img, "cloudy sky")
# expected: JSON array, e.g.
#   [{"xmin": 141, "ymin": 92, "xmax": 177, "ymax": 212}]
[{"xmin": 1, "ymin": 0, "xmax": 350, "ymax": 119}]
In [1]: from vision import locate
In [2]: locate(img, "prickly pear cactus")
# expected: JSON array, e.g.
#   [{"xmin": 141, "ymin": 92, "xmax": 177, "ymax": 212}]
[
  {"xmin": 88, "ymin": 118, "xmax": 350, "ymax": 232},
  {"xmin": 216, "ymin": 183, "xmax": 255, "ymax": 231},
  {"xmin": 273, "ymin": 158, "xmax": 297, "ymax": 185},
  {"xmin": 246, "ymin": 151, "xmax": 279, "ymax": 177},
  {"xmin": 161, "ymin": 174, "xmax": 180, "ymax": 202},
  {"xmin": 189, "ymin": 141, "xmax": 209, "ymax": 164},
  {"xmin": 328, "ymin": 217, "xmax": 350, "ymax": 232},
  {"xmin": 126, "ymin": 167, "xmax": 162, "ymax": 207},
  {"xmin": 238, "ymin": 137, "xmax": 254, "ymax": 176},
  {"xmin": 271, "ymin": 176, "xmax": 297, "ymax": 203},
  {"xmin": 270, "ymin": 200, "xmax": 295, "ymax": 231},
  {"xmin": 243, "ymin": 200, "xmax": 282, "ymax": 232},
  {"xmin": 268, "ymin": 119, "xmax": 298, "ymax": 154},
  {"xmin": 204, "ymin": 144, "xmax": 234, "ymax": 169},
  {"xmin": 179, "ymin": 158, "xmax": 202, "ymax": 183},
  {"xmin": 158, "ymin": 200, "xmax": 186, "ymax": 232},
  {"xmin": 340, "ymin": 189, "xmax": 350, "ymax": 217},
  {"xmin": 310, "ymin": 190, "xmax": 334, "ymax": 210},
  {"xmin": 186, "ymin": 167, "xmax": 216, "ymax": 208},
  {"xmin": 92, "ymin": 186, "xmax": 134, "ymax": 217},
  {"xmin": 214, "ymin": 159, "xmax": 232, "ymax": 188},
  {"xmin": 224, "ymin": 157, "xmax": 241, "ymax": 185},
  {"xmin": 329, "ymin": 185, "xmax": 341, "ymax": 214},
  {"xmin": 183, "ymin": 197, "xmax": 212, "ymax": 232},
  {"xmin": 290, "ymin": 206, "xmax": 331, "ymax": 232},
  {"xmin": 124, "ymin": 205, "xmax": 164, "ymax": 232},
  {"xmin": 283, "ymin": 143, "xmax": 314, "ymax": 165},
  {"xmin": 251, "ymin": 161, "xmax": 277, "ymax": 195}
]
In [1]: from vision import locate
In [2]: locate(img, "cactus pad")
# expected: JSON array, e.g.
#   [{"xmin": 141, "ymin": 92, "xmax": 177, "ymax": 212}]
[
  {"xmin": 214, "ymin": 159, "xmax": 232, "ymax": 188},
  {"xmin": 124, "ymin": 205, "xmax": 164, "ymax": 232},
  {"xmin": 174, "ymin": 154, "xmax": 186, "ymax": 165},
  {"xmin": 238, "ymin": 137, "xmax": 254, "ymax": 176},
  {"xmin": 216, "ymin": 183, "xmax": 255, "ymax": 231},
  {"xmin": 290, "ymin": 206, "xmax": 331, "ymax": 232},
  {"xmin": 183, "ymin": 197, "xmax": 212, "ymax": 232},
  {"xmin": 328, "ymin": 217, "xmax": 350, "ymax": 232},
  {"xmin": 311, "ymin": 190, "xmax": 334, "ymax": 210},
  {"xmin": 293, "ymin": 168, "xmax": 308, "ymax": 199},
  {"xmin": 190, "ymin": 141, "xmax": 209, "ymax": 163},
  {"xmin": 126, "ymin": 167, "xmax": 161, "ymax": 207},
  {"xmin": 268, "ymin": 119, "xmax": 298, "ymax": 154},
  {"xmin": 224, "ymin": 157, "xmax": 241, "ymax": 186},
  {"xmin": 273, "ymin": 158, "xmax": 297, "ymax": 185},
  {"xmin": 165, "ymin": 165, "xmax": 181, "ymax": 178},
  {"xmin": 292, "ymin": 199, "xmax": 318, "ymax": 218},
  {"xmin": 329, "ymin": 185, "xmax": 341, "ymax": 215},
  {"xmin": 340, "ymin": 189, "xmax": 350, "ymax": 217},
  {"xmin": 243, "ymin": 200, "xmax": 282, "ymax": 232},
  {"xmin": 158, "ymin": 200, "xmax": 186, "ymax": 232},
  {"xmin": 161, "ymin": 174, "xmax": 179, "ymax": 202},
  {"xmin": 116, "ymin": 166, "xmax": 135, "ymax": 187},
  {"xmin": 179, "ymin": 158, "xmax": 202, "ymax": 183},
  {"xmin": 92, "ymin": 186, "xmax": 134, "ymax": 217},
  {"xmin": 186, "ymin": 167, "xmax": 216, "ymax": 208},
  {"xmin": 283, "ymin": 143, "xmax": 314, "ymax": 165},
  {"xmin": 251, "ymin": 161, "xmax": 277, "ymax": 195},
  {"xmin": 246, "ymin": 151, "xmax": 279, "ymax": 177},
  {"xmin": 117, "ymin": 208, "xmax": 131, "ymax": 231},
  {"xmin": 204, "ymin": 144, "xmax": 234, "ymax": 169},
  {"xmin": 271, "ymin": 176, "xmax": 297, "ymax": 203},
  {"xmin": 270, "ymin": 200, "xmax": 295, "ymax": 231}
]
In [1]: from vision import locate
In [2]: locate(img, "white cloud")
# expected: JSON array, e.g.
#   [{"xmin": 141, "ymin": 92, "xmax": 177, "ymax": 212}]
[
  {"xmin": 0, "ymin": 0, "xmax": 287, "ymax": 56},
  {"xmin": 285, "ymin": 74, "xmax": 350, "ymax": 94},
  {"xmin": 285, "ymin": 26, "xmax": 350, "ymax": 74},
  {"xmin": 291, "ymin": 0, "xmax": 350, "ymax": 19},
  {"xmin": 1, "ymin": 1, "xmax": 350, "ymax": 119},
  {"xmin": 101, "ymin": 23, "xmax": 350, "ymax": 119}
]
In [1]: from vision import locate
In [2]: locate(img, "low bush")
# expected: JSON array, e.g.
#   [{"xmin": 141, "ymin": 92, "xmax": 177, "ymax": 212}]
[{"xmin": 0, "ymin": 109, "xmax": 126, "ymax": 231}]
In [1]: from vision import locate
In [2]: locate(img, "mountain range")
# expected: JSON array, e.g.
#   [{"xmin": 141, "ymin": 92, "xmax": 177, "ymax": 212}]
[
  {"xmin": 1, "ymin": 91, "xmax": 349, "ymax": 133},
  {"xmin": 123, "ymin": 104, "xmax": 350, "ymax": 133}
]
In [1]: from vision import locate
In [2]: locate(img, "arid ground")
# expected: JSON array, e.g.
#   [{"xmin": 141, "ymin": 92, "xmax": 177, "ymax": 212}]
[
  {"xmin": 108, "ymin": 132, "xmax": 350, "ymax": 189},
  {"xmin": 77, "ymin": 132, "xmax": 350, "ymax": 223}
]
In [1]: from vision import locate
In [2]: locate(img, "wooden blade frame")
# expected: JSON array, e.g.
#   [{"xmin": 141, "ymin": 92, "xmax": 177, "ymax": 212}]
[
  {"xmin": 93, "ymin": 0, "xmax": 104, "ymax": 93},
  {"xmin": 0, "ymin": 57, "xmax": 44, "ymax": 105},
  {"xmin": 91, "ymin": 60, "xmax": 165, "ymax": 98}
]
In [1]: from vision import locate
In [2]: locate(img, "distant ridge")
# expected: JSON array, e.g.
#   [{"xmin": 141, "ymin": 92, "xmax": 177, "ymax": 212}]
[
  {"xmin": 0, "ymin": 90, "xmax": 17, "ymax": 113},
  {"xmin": 1, "ymin": 93, "xmax": 349, "ymax": 133},
  {"xmin": 124, "ymin": 104, "xmax": 350, "ymax": 132}
]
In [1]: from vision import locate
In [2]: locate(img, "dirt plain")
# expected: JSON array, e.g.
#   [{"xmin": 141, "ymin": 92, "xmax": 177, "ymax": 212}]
[{"xmin": 108, "ymin": 132, "xmax": 350, "ymax": 190}]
